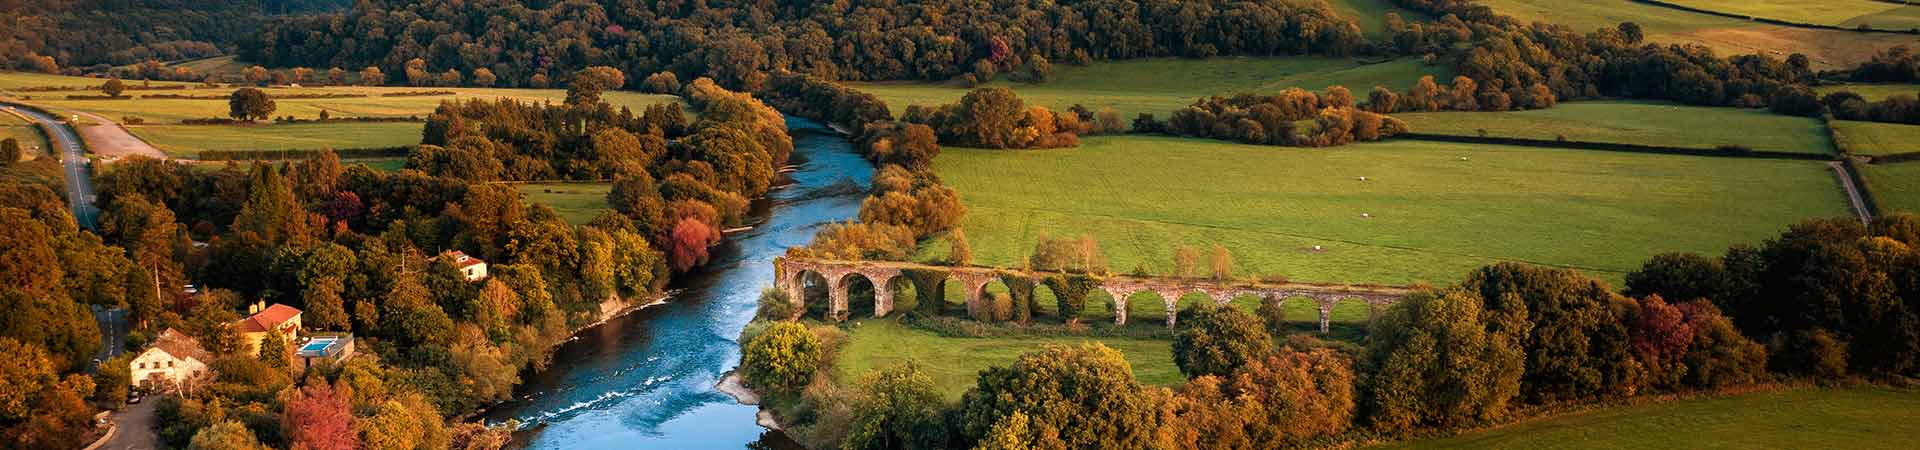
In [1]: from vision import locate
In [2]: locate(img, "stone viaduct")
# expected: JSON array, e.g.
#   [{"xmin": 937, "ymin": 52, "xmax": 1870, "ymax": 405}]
[{"xmin": 774, "ymin": 257, "xmax": 1411, "ymax": 332}]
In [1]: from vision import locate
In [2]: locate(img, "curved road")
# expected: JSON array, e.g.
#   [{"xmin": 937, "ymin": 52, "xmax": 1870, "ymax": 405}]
[{"xmin": 3, "ymin": 103, "xmax": 98, "ymax": 229}]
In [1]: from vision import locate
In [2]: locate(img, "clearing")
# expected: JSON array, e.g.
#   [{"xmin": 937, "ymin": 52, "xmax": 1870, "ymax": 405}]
[
  {"xmin": 1373, "ymin": 386, "xmax": 1920, "ymax": 450},
  {"xmin": 850, "ymin": 56, "xmax": 1448, "ymax": 119},
  {"xmin": 1832, "ymin": 120, "xmax": 1920, "ymax": 157},
  {"xmin": 513, "ymin": 182, "xmax": 613, "ymax": 225},
  {"xmin": 912, "ymin": 136, "xmax": 1850, "ymax": 286},
  {"xmin": 831, "ymin": 318, "xmax": 1180, "ymax": 400},
  {"xmin": 1475, "ymin": 0, "xmax": 1914, "ymax": 69},
  {"xmin": 1864, "ymin": 162, "xmax": 1920, "ymax": 213},
  {"xmin": 1393, "ymin": 100, "xmax": 1834, "ymax": 154}
]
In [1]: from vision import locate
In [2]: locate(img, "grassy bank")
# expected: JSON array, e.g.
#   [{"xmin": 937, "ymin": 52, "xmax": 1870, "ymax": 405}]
[
  {"xmin": 1373, "ymin": 386, "xmax": 1920, "ymax": 449},
  {"xmin": 1394, "ymin": 101, "xmax": 1833, "ymax": 154},
  {"xmin": 913, "ymin": 136, "xmax": 1849, "ymax": 286},
  {"xmin": 850, "ymin": 56, "xmax": 1447, "ymax": 119}
]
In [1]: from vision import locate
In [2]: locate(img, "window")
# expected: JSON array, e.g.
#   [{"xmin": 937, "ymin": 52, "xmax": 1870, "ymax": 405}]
[
  {"xmin": 138, "ymin": 362, "xmax": 145, "ymax": 369},
  {"xmin": 168, "ymin": 361, "xmax": 175, "ymax": 368}
]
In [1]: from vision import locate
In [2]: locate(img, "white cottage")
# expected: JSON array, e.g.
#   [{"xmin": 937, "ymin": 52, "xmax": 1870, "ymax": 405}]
[{"xmin": 131, "ymin": 328, "xmax": 211, "ymax": 392}]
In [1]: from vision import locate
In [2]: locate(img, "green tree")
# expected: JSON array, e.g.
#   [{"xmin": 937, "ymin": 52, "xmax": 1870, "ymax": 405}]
[
  {"xmin": 959, "ymin": 344, "xmax": 1157, "ymax": 450},
  {"xmin": 949, "ymin": 228, "xmax": 974, "ymax": 266},
  {"xmin": 1171, "ymin": 306, "xmax": 1272, "ymax": 378},
  {"xmin": 258, "ymin": 328, "xmax": 290, "ymax": 370},
  {"xmin": 1461, "ymin": 263, "xmax": 1642, "ymax": 402},
  {"xmin": 228, "ymin": 87, "xmax": 275, "ymax": 121},
  {"xmin": 971, "ymin": 411, "xmax": 1039, "ymax": 450},
  {"xmin": 102, "ymin": 78, "xmax": 126, "ymax": 97},
  {"xmin": 1173, "ymin": 246, "xmax": 1198, "ymax": 278},
  {"xmin": 231, "ymin": 163, "xmax": 309, "ymax": 245},
  {"xmin": 1041, "ymin": 275, "xmax": 1098, "ymax": 325},
  {"xmin": 379, "ymin": 278, "xmax": 455, "ymax": 349},
  {"xmin": 0, "ymin": 138, "xmax": 18, "ymax": 165},
  {"xmin": 842, "ymin": 363, "xmax": 948, "ymax": 450},
  {"xmin": 303, "ymin": 276, "xmax": 349, "ymax": 331},
  {"xmin": 1208, "ymin": 244, "xmax": 1233, "ymax": 280},
  {"xmin": 187, "ymin": 421, "xmax": 269, "ymax": 450},
  {"xmin": 740, "ymin": 322, "xmax": 822, "ymax": 396},
  {"xmin": 1362, "ymin": 289, "xmax": 1529, "ymax": 432}
]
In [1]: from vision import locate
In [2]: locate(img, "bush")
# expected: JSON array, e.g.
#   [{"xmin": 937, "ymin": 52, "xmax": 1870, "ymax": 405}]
[
  {"xmin": 757, "ymin": 288, "xmax": 796, "ymax": 320},
  {"xmin": 741, "ymin": 322, "xmax": 823, "ymax": 396}
]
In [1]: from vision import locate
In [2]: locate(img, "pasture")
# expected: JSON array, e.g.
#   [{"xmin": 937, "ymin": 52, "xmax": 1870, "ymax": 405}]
[
  {"xmin": 831, "ymin": 318, "xmax": 1181, "ymax": 400},
  {"xmin": 133, "ymin": 122, "xmax": 424, "ymax": 157},
  {"xmin": 1325, "ymin": 0, "xmax": 1433, "ymax": 38},
  {"xmin": 0, "ymin": 111, "xmax": 50, "ymax": 159},
  {"xmin": 1864, "ymin": 162, "xmax": 1920, "ymax": 214},
  {"xmin": 912, "ymin": 136, "xmax": 1850, "ymax": 286},
  {"xmin": 1662, "ymin": 0, "xmax": 1920, "ymax": 30},
  {"xmin": 1374, "ymin": 386, "xmax": 1920, "ymax": 450},
  {"xmin": 1831, "ymin": 120, "xmax": 1920, "ymax": 156},
  {"xmin": 1475, "ymin": 0, "xmax": 1912, "ymax": 69},
  {"xmin": 1393, "ymin": 101, "xmax": 1834, "ymax": 154},
  {"xmin": 1817, "ymin": 83, "xmax": 1920, "ymax": 101},
  {"xmin": 513, "ymin": 182, "xmax": 613, "ymax": 225},
  {"xmin": 850, "ymin": 56, "xmax": 1447, "ymax": 119}
]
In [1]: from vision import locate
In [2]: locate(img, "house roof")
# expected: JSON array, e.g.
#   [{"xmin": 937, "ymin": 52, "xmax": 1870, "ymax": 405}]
[
  {"xmin": 237, "ymin": 303, "xmax": 302, "ymax": 333},
  {"xmin": 147, "ymin": 328, "xmax": 210, "ymax": 362}
]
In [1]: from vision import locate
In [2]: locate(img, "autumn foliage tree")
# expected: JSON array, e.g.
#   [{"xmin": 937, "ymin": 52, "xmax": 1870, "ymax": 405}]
[{"xmin": 282, "ymin": 382, "xmax": 356, "ymax": 450}]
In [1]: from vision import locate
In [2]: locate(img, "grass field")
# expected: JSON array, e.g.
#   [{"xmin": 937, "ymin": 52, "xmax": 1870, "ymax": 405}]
[
  {"xmin": 0, "ymin": 112, "xmax": 50, "ymax": 159},
  {"xmin": 912, "ymin": 136, "xmax": 1850, "ymax": 286},
  {"xmin": 0, "ymin": 71, "xmax": 199, "ymax": 91},
  {"xmin": 1476, "ymin": 0, "xmax": 1913, "ymax": 69},
  {"xmin": 1375, "ymin": 386, "xmax": 1920, "ymax": 449},
  {"xmin": 1663, "ymin": 0, "xmax": 1920, "ymax": 30},
  {"xmin": 831, "ymin": 318, "xmax": 1181, "ymax": 400},
  {"xmin": 1394, "ymin": 101, "xmax": 1834, "ymax": 154},
  {"xmin": 1832, "ymin": 120, "xmax": 1920, "ymax": 156},
  {"xmin": 133, "ymin": 122, "xmax": 425, "ymax": 157},
  {"xmin": 850, "ymin": 57, "xmax": 1448, "ymax": 119},
  {"xmin": 1325, "ymin": 0, "xmax": 1432, "ymax": 38},
  {"xmin": 1817, "ymin": 83, "xmax": 1920, "ymax": 101},
  {"xmin": 513, "ymin": 182, "xmax": 612, "ymax": 225},
  {"xmin": 1864, "ymin": 162, "xmax": 1920, "ymax": 214}
]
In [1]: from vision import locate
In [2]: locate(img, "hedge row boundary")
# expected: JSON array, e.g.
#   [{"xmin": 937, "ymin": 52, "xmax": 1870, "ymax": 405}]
[
  {"xmin": 1630, "ymin": 0, "xmax": 1920, "ymax": 35},
  {"xmin": 196, "ymin": 146, "xmax": 410, "ymax": 161},
  {"xmin": 1391, "ymin": 133, "xmax": 1832, "ymax": 160}
]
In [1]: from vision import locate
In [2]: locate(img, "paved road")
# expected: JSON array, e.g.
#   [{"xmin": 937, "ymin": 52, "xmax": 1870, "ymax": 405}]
[
  {"xmin": 91, "ymin": 305, "xmax": 129, "ymax": 368},
  {"xmin": 96, "ymin": 399, "xmax": 157, "ymax": 450},
  {"xmin": 3, "ymin": 103, "xmax": 98, "ymax": 229},
  {"xmin": 1829, "ymin": 161, "xmax": 1873, "ymax": 226}
]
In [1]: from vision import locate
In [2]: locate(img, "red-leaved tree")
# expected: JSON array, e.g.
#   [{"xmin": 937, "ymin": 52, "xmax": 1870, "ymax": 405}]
[
  {"xmin": 1632, "ymin": 295, "xmax": 1694, "ymax": 389},
  {"xmin": 667, "ymin": 217, "xmax": 716, "ymax": 273},
  {"xmin": 282, "ymin": 382, "xmax": 355, "ymax": 450}
]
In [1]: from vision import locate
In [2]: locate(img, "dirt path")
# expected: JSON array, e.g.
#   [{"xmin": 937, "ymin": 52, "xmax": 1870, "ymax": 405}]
[
  {"xmin": 1829, "ymin": 161, "xmax": 1873, "ymax": 226},
  {"xmin": 68, "ymin": 110, "xmax": 167, "ymax": 160}
]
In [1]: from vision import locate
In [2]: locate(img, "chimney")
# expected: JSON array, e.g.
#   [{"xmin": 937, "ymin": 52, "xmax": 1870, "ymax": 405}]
[{"xmin": 249, "ymin": 301, "xmax": 263, "ymax": 315}]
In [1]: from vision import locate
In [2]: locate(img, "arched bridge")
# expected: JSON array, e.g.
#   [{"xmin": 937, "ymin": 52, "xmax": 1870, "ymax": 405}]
[{"xmin": 774, "ymin": 257, "xmax": 1412, "ymax": 331}]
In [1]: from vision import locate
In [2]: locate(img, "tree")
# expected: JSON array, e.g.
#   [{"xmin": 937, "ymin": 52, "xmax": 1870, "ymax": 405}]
[
  {"xmin": 642, "ymin": 71, "xmax": 680, "ymax": 94},
  {"xmin": 949, "ymin": 229, "xmax": 974, "ymax": 265},
  {"xmin": 842, "ymin": 363, "xmax": 948, "ymax": 450},
  {"xmin": 471, "ymin": 68, "xmax": 496, "ymax": 87},
  {"xmin": 1172, "ymin": 306, "xmax": 1272, "ymax": 378},
  {"xmin": 1625, "ymin": 253, "xmax": 1732, "ymax": 305},
  {"xmin": 282, "ymin": 382, "xmax": 355, "ymax": 450},
  {"xmin": 359, "ymin": 66, "xmax": 385, "ymax": 86},
  {"xmin": 666, "ymin": 217, "xmax": 716, "ymax": 273},
  {"xmin": 1362, "ymin": 289, "xmax": 1529, "ymax": 432},
  {"xmin": 959, "ymin": 344, "xmax": 1157, "ymax": 450},
  {"xmin": 566, "ymin": 66, "xmax": 626, "ymax": 106},
  {"xmin": 972, "ymin": 411, "xmax": 1038, "ymax": 450},
  {"xmin": 243, "ymin": 65, "xmax": 269, "ymax": 85},
  {"xmin": 303, "ymin": 276, "xmax": 348, "ymax": 331},
  {"xmin": 228, "ymin": 88, "xmax": 276, "ymax": 121},
  {"xmin": 1461, "ymin": 263, "xmax": 1642, "ymax": 402},
  {"xmin": 1173, "ymin": 246, "xmax": 1199, "ymax": 278},
  {"xmin": 0, "ymin": 138, "xmax": 18, "ymax": 165},
  {"xmin": 0, "ymin": 337, "xmax": 58, "ymax": 421},
  {"xmin": 741, "ymin": 322, "xmax": 822, "ymax": 396},
  {"xmin": 258, "ymin": 328, "xmax": 290, "ymax": 370},
  {"xmin": 1209, "ymin": 244, "xmax": 1233, "ymax": 280},
  {"xmin": 327, "ymin": 67, "xmax": 347, "ymax": 85},
  {"xmin": 102, "ymin": 78, "xmax": 126, "ymax": 97},
  {"xmin": 188, "ymin": 421, "xmax": 268, "ymax": 450}
]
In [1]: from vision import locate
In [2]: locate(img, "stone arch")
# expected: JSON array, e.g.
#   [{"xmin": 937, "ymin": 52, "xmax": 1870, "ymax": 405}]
[
  {"xmin": 836, "ymin": 272, "xmax": 878, "ymax": 320},
  {"xmin": 791, "ymin": 269, "xmax": 835, "ymax": 321}
]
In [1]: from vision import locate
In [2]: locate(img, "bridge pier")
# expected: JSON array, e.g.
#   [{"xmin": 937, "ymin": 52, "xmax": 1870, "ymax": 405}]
[
  {"xmin": 1103, "ymin": 286, "xmax": 1137, "ymax": 326},
  {"xmin": 952, "ymin": 271, "xmax": 998, "ymax": 321}
]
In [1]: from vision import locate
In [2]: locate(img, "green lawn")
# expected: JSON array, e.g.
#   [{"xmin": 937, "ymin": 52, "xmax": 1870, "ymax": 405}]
[
  {"xmin": 0, "ymin": 70, "xmax": 199, "ymax": 91},
  {"xmin": 1832, "ymin": 120, "xmax": 1920, "ymax": 156},
  {"xmin": 1818, "ymin": 83, "xmax": 1920, "ymax": 101},
  {"xmin": 1476, "ymin": 0, "xmax": 1911, "ymax": 69},
  {"xmin": 1394, "ymin": 101, "xmax": 1834, "ymax": 154},
  {"xmin": 914, "ymin": 136, "xmax": 1850, "ymax": 286},
  {"xmin": 132, "ymin": 122, "xmax": 424, "ymax": 157},
  {"xmin": 513, "ymin": 182, "xmax": 612, "ymax": 225},
  {"xmin": 832, "ymin": 318, "xmax": 1181, "ymax": 400},
  {"xmin": 850, "ymin": 56, "xmax": 1447, "ymax": 119},
  {"xmin": 19, "ymin": 87, "xmax": 678, "ymax": 124},
  {"xmin": 0, "ymin": 112, "xmax": 50, "ymax": 159},
  {"xmin": 1864, "ymin": 162, "xmax": 1920, "ymax": 214},
  {"xmin": 1324, "ymin": 0, "xmax": 1433, "ymax": 38},
  {"xmin": 1664, "ymin": 0, "xmax": 1920, "ymax": 30},
  {"xmin": 1375, "ymin": 386, "xmax": 1920, "ymax": 450}
]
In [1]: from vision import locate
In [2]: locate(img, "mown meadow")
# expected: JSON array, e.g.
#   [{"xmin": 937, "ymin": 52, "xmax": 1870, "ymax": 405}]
[
  {"xmin": 1475, "ymin": 0, "xmax": 1910, "ymax": 69},
  {"xmin": 512, "ymin": 182, "xmax": 614, "ymax": 225},
  {"xmin": 912, "ymin": 135, "xmax": 1850, "ymax": 286},
  {"xmin": 1864, "ymin": 162, "xmax": 1920, "ymax": 214},
  {"xmin": 1831, "ymin": 120, "xmax": 1920, "ymax": 156},
  {"xmin": 1662, "ymin": 0, "xmax": 1920, "ymax": 30},
  {"xmin": 1393, "ymin": 100, "xmax": 1835, "ymax": 154}
]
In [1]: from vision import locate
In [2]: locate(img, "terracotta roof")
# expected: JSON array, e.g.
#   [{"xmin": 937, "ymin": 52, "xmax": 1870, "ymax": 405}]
[
  {"xmin": 148, "ymin": 328, "xmax": 210, "ymax": 362},
  {"xmin": 444, "ymin": 250, "xmax": 486, "ymax": 268},
  {"xmin": 237, "ymin": 304, "xmax": 302, "ymax": 333}
]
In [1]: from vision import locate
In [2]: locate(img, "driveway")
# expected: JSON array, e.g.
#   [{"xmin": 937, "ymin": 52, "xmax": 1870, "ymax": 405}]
[
  {"xmin": 69, "ymin": 109, "xmax": 166, "ymax": 160},
  {"xmin": 96, "ymin": 399, "xmax": 157, "ymax": 450}
]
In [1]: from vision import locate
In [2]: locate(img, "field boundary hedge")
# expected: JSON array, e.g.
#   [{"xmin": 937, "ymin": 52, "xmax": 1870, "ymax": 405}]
[
  {"xmin": 1629, "ymin": 0, "xmax": 1920, "ymax": 34},
  {"xmin": 1841, "ymin": 158, "xmax": 1885, "ymax": 217},
  {"xmin": 1871, "ymin": 152, "xmax": 1920, "ymax": 163},
  {"xmin": 196, "ymin": 146, "xmax": 410, "ymax": 161},
  {"xmin": 1392, "ymin": 133, "xmax": 1833, "ymax": 160}
]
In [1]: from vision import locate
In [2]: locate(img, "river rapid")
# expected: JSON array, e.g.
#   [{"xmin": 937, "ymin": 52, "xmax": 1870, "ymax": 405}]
[{"xmin": 482, "ymin": 118, "xmax": 869, "ymax": 449}]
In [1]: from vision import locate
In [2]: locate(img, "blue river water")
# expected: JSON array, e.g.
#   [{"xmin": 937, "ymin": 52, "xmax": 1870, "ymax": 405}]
[{"xmin": 483, "ymin": 118, "xmax": 869, "ymax": 449}]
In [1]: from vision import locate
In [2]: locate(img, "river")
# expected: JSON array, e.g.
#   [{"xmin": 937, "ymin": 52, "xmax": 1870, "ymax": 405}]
[{"xmin": 482, "ymin": 118, "xmax": 869, "ymax": 449}]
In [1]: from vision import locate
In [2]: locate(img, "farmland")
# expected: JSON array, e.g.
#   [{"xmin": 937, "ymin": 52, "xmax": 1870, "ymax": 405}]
[
  {"xmin": 1864, "ymin": 162, "xmax": 1920, "ymax": 214},
  {"xmin": 1662, "ymin": 0, "xmax": 1920, "ymax": 30},
  {"xmin": 0, "ymin": 111, "xmax": 50, "ymax": 159},
  {"xmin": 1373, "ymin": 386, "xmax": 1920, "ymax": 450},
  {"xmin": 1475, "ymin": 0, "xmax": 1913, "ymax": 69},
  {"xmin": 133, "ymin": 122, "xmax": 424, "ymax": 158},
  {"xmin": 1393, "ymin": 100, "xmax": 1835, "ymax": 154},
  {"xmin": 832, "ymin": 319, "xmax": 1182, "ymax": 400},
  {"xmin": 851, "ymin": 56, "xmax": 1448, "ymax": 119},
  {"xmin": 1832, "ymin": 120, "xmax": 1920, "ymax": 156},
  {"xmin": 912, "ymin": 135, "xmax": 1850, "ymax": 286}
]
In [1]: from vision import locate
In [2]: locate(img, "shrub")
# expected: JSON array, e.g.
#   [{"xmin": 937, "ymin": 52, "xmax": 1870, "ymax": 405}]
[
  {"xmin": 741, "ymin": 322, "xmax": 823, "ymax": 396},
  {"xmin": 757, "ymin": 287, "xmax": 796, "ymax": 320}
]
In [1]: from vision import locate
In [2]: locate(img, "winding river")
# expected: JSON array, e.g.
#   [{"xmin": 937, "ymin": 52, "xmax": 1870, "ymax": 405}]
[{"xmin": 482, "ymin": 118, "xmax": 869, "ymax": 449}]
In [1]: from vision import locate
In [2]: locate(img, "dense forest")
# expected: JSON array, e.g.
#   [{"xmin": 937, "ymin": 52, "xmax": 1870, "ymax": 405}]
[
  {"xmin": 0, "ymin": 0, "xmax": 348, "ymax": 71},
  {"xmin": 239, "ymin": 0, "xmax": 1371, "ymax": 88}
]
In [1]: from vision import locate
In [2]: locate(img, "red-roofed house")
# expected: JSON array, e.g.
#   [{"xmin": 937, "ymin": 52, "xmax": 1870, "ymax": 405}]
[
  {"xmin": 440, "ymin": 250, "xmax": 489, "ymax": 281},
  {"xmin": 235, "ymin": 302, "xmax": 302, "ymax": 356},
  {"xmin": 132, "ymin": 328, "xmax": 210, "ymax": 391}
]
